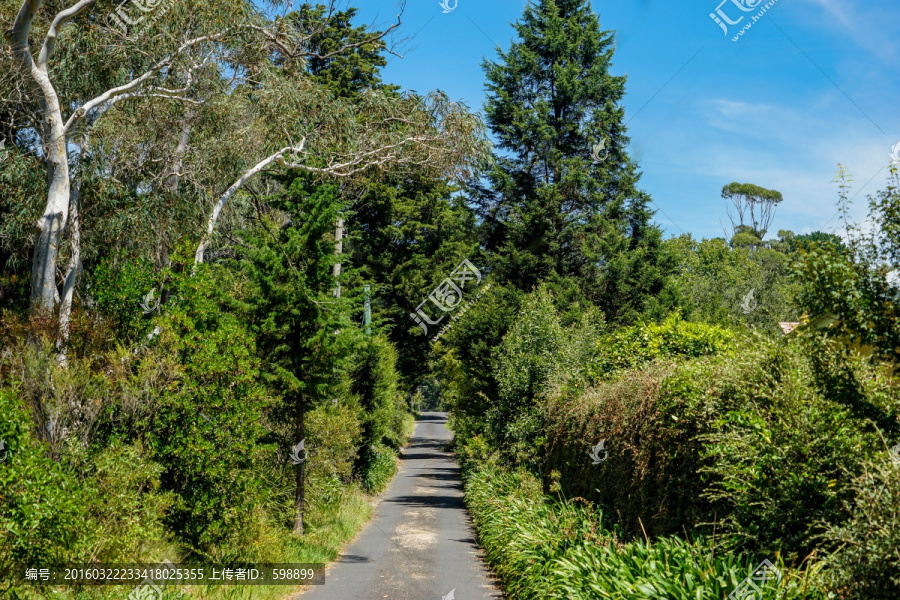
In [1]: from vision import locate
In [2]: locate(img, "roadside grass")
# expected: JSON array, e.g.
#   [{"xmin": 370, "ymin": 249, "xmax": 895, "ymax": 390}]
[
  {"xmin": 15, "ymin": 484, "xmax": 371, "ymax": 600},
  {"xmin": 462, "ymin": 459, "xmax": 827, "ymax": 600}
]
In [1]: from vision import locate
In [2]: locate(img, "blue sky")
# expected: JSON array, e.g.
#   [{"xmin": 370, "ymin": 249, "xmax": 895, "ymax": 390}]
[{"xmin": 352, "ymin": 0, "xmax": 900, "ymax": 240}]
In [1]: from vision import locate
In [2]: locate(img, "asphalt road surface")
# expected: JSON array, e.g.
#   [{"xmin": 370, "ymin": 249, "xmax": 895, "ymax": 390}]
[{"xmin": 293, "ymin": 412, "xmax": 503, "ymax": 600}]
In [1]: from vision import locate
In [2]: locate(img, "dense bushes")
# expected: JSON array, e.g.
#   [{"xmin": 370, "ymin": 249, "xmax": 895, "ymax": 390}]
[
  {"xmin": 695, "ymin": 338, "xmax": 892, "ymax": 561},
  {"xmin": 443, "ymin": 279, "xmax": 900, "ymax": 598},
  {"xmin": 585, "ymin": 313, "xmax": 734, "ymax": 380},
  {"xmin": 544, "ymin": 335, "xmax": 900, "ymax": 561},
  {"xmin": 0, "ymin": 257, "xmax": 414, "ymax": 595},
  {"xmin": 485, "ymin": 289, "xmax": 731, "ymax": 479},
  {"xmin": 819, "ymin": 459, "xmax": 900, "ymax": 599},
  {"xmin": 0, "ymin": 387, "xmax": 83, "ymax": 580},
  {"xmin": 351, "ymin": 334, "xmax": 409, "ymax": 492},
  {"xmin": 138, "ymin": 274, "xmax": 274, "ymax": 549},
  {"xmin": 0, "ymin": 371, "xmax": 173, "ymax": 596}
]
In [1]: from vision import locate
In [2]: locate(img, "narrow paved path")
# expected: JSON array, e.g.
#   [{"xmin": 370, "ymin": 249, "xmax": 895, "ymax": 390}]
[{"xmin": 295, "ymin": 412, "xmax": 503, "ymax": 600}]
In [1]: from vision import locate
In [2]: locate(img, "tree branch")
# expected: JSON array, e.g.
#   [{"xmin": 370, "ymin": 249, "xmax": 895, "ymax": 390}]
[
  {"xmin": 38, "ymin": 0, "xmax": 97, "ymax": 70},
  {"xmin": 64, "ymin": 33, "xmax": 222, "ymax": 133},
  {"xmin": 247, "ymin": 1, "xmax": 405, "ymax": 61},
  {"xmin": 195, "ymin": 139, "xmax": 306, "ymax": 265}
]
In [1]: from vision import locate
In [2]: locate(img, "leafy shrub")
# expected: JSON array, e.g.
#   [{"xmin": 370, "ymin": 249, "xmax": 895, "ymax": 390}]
[
  {"xmin": 439, "ymin": 283, "xmax": 524, "ymax": 444},
  {"xmin": 544, "ymin": 333, "xmax": 899, "ymax": 566},
  {"xmin": 0, "ymin": 388, "xmax": 84, "ymax": 589},
  {"xmin": 89, "ymin": 255, "xmax": 160, "ymax": 341},
  {"xmin": 696, "ymin": 336, "xmax": 896, "ymax": 562},
  {"xmin": 586, "ymin": 313, "xmax": 734, "ymax": 380},
  {"xmin": 664, "ymin": 235, "xmax": 800, "ymax": 333},
  {"xmin": 489, "ymin": 286, "xmax": 601, "ymax": 467},
  {"xmin": 4, "ymin": 340, "xmax": 108, "ymax": 457},
  {"xmin": 351, "ymin": 334, "xmax": 407, "ymax": 452},
  {"xmin": 360, "ymin": 442, "xmax": 397, "ymax": 494},
  {"xmin": 133, "ymin": 267, "xmax": 275, "ymax": 549},
  {"xmin": 350, "ymin": 334, "xmax": 408, "ymax": 494},
  {"xmin": 818, "ymin": 458, "xmax": 900, "ymax": 599},
  {"xmin": 72, "ymin": 441, "xmax": 173, "ymax": 563},
  {"xmin": 545, "ymin": 361, "xmax": 678, "ymax": 536},
  {"xmin": 305, "ymin": 402, "xmax": 362, "ymax": 484}
]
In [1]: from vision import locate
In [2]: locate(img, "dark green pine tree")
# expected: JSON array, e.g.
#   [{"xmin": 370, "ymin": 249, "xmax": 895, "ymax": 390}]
[
  {"xmin": 478, "ymin": 0, "xmax": 669, "ymax": 323},
  {"xmin": 237, "ymin": 179, "xmax": 358, "ymax": 535},
  {"xmin": 289, "ymin": 4, "xmax": 400, "ymax": 98}
]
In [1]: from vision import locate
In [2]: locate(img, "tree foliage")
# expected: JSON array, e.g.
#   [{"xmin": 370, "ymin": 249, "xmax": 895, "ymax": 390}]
[
  {"xmin": 722, "ymin": 181, "xmax": 784, "ymax": 239},
  {"xmin": 475, "ymin": 0, "xmax": 667, "ymax": 323}
]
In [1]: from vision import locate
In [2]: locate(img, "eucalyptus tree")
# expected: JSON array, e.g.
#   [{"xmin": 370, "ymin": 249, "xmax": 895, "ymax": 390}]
[
  {"xmin": 4, "ymin": 0, "xmax": 238, "ymax": 317},
  {"xmin": 3, "ymin": 0, "xmax": 486, "ymax": 333},
  {"xmin": 193, "ymin": 85, "xmax": 490, "ymax": 264}
]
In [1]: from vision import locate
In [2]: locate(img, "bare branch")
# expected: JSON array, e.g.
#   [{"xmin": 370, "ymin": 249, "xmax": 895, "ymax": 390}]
[
  {"xmin": 195, "ymin": 139, "xmax": 307, "ymax": 265},
  {"xmin": 64, "ymin": 33, "xmax": 223, "ymax": 133}
]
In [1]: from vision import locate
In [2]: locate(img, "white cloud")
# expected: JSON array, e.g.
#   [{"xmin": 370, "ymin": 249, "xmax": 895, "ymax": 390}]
[{"xmin": 798, "ymin": 0, "xmax": 899, "ymax": 61}]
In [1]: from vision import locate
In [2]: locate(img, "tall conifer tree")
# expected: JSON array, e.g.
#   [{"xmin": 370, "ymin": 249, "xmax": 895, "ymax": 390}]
[{"xmin": 478, "ymin": 0, "xmax": 667, "ymax": 322}]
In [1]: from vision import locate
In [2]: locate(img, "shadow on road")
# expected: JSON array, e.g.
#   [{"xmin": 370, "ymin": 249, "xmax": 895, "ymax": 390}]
[
  {"xmin": 415, "ymin": 413, "xmax": 448, "ymax": 423},
  {"xmin": 386, "ymin": 493, "xmax": 466, "ymax": 510},
  {"xmin": 336, "ymin": 554, "xmax": 372, "ymax": 564}
]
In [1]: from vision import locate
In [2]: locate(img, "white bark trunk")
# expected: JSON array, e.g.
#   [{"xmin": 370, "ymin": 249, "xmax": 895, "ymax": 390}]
[
  {"xmin": 56, "ymin": 176, "xmax": 82, "ymax": 365},
  {"xmin": 31, "ymin": 92, "xmax": 71, "ymax": 313},
  {"xmin": 7, "ymin": 0, "xmax": 80, "ymax": 314}
]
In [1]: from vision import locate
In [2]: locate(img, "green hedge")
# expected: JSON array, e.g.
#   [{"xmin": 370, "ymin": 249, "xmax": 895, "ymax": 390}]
[{"xmin": 544, "ymin": 334, "xmax": 900, "ymax": 566}]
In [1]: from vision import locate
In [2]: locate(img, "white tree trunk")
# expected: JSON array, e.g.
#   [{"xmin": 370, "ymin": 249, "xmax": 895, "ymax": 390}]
[
  {"xmin": 9, "ymin": 0, "xmax": 217, "ymax": 310},
  {"xmin": 56, "ymin": 177, "xmax": 82, "ymax": 365},
  {"xmin": 30, "ymin": 80, "xmax": 71, "ymax": 313},
  {"xmin": 7, "ymin": 0, "xmax": 89, "ymax": 313}
]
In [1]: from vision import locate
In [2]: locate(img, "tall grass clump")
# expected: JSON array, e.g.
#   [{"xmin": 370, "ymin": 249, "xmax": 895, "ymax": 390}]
[{"xmin": 462, "ymin": 460, "xmax": 824, "ymax": 600}]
